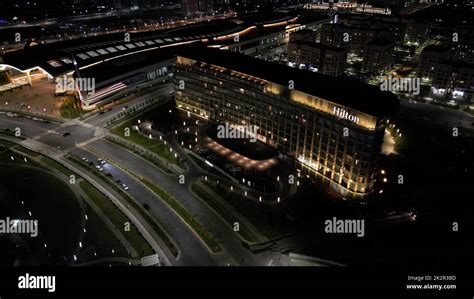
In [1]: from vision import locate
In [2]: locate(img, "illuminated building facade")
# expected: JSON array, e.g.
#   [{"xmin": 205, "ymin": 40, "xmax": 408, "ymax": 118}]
[{"xmin": 173, "ymin": 47, "xmax": 399, "ymax": 198}]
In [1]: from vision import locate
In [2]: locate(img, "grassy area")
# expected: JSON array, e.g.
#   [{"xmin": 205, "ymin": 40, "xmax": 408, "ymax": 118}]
[
  {"xmin": 40, "ymin": 156, "xmax": 73, "ymax": 177},
  {"xmin": 79, "ymin": 181, "xmax": 153, "ymax": 257},
  {"xmin": 191, "ymin": 181, "xmax": 257, "ymax": 244},
  {"xmin": 0, "ymin": 140, "xmax": 133, "ymax": 263},
  {"xmin": 0, "ymin": 138, "xmax": 17, "ymax": 148},
  {"xmin": 105, "ymin": 137, "xmax": 173, "ymax": 174},
  {"xmin": 60, "ymin": 96, "xmax": 84, "ymax": 119},
  {"xmin": 110, "ymin": 108, "xmax": 181, "ymax": 166},
  {"xmin": 12, "ymin": 145, "xmax": 39, "ymax": 157},
  {"xmin": 78, "ymin": 202, "xmax": 131, "ymax": 262},
  {"xmin": 139, "ymin": 178, "xmax": 222, "ymax": 253},
  {"xmin": 202, "ymin": 180, "xmax": 291, "ymax": 239},
  {"xmin": 68, "ymin": 156, "xmax": 178, "ymax": 257},
  {"xmin": 111, "ymin": 124, "xmax": 179, "ymax": 165}
]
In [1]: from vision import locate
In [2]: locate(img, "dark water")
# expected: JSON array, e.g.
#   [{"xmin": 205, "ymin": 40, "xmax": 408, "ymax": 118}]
[{"xmin": 0, "ymin": 164, "xmax": 82, "ymax": 266}]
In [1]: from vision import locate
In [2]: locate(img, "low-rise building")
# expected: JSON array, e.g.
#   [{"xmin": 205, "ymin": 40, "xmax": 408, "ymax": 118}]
[{"xmin": 431, "ymin": 60, "xmax": 474, "ymax": 103}]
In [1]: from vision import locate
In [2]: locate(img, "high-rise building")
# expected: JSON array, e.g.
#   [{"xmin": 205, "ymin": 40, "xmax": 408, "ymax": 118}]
[
  {"xmin": 320, "ymin": 23, "xmax": 377, "ymax": 55},
  {"xmin": 173, "ymin": 47, "xmax": 399, "ymax": 198},
  {"xmin": 417, "ymin": 45, "xmax": 451, "ymax": 80},
  {"xmin": 182, "ymin": 0, "xmax": 199, "ymax": 16},
  {"xmin": 404, "ymin": 21, "xmax": 431, "ymax": 45},
  {"xmin": 362, "ymin": 39, "xmax": 394, "ymax": 74}
]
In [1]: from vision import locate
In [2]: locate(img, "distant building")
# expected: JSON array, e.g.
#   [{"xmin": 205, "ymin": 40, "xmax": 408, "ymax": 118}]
[
  {"xmin": 449, "ymin": 28, "xmax": 474, "ymax": 64},
  {"xmin": 182, "ymin": 0, "xmax": 199, "ymax": 16},
  {"xmin": 431, "ymin": 60, "xmax": 474, "ymax": 102},
  {"xmin": 199, "ymin": 0, "xmax": 213, "ymax": 13},
  {"xmin": 111, "ymin": 0, "xmax": 131, "ymax": 9},
  {"xmin": 288, "ymin": 40, "xmax": 347, "ymax": 76},
  {"xmin": 404, "ymin": 21, "xmax": 431, "ymax": 45},
  {"xmin": 289, "ymin": 29, "xmax": 317, "ymax": 43},
  {"xmin": 418, "ymin": 0, "xmax": 445, "ymax": 3},
  {"xmin": 320, "ymin": 23, "xmax": 377, "ymax": 55},
  {"xmin": 362, "ymin": 39, "xmax": 394, "ymax": 74},
  {"xmin": 417, "ymin": 45, "xmax": 451, "ymax": 80}
]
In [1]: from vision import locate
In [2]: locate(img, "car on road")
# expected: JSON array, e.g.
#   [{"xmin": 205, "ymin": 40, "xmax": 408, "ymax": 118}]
[
  {"xmin": 121, "ymin": 184, "xmax": 129, "ymax": 191},
  {"xmin": 62, "ymin": 132, "xmax": 71, "ymax": 137},
  {"xmin": 95, "ymin": 165, "xmax": 103, "ymax": 171},
  {"xmin": 81, "ymin": 157, "xmax": 89, "ymax": 163},
  {"xmin": 98, "ymin": 158, "xmax": 106, "ymax": 165}
]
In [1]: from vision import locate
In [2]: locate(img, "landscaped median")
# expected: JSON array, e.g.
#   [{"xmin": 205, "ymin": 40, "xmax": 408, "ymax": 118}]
[
  {"xmin": 105, "ymin": 136, "xmax": 173, "ymax": 175},
  {"xmin": 138, "ymin": 177, "xmax": 222, "ymax": 254},
  {"xmin": 190, "ymin": 180, "xmax": 259, "ymax": 244},
  {"xmin": 78, "ymin": 181, "xmax": 154, "ymax": 257}
]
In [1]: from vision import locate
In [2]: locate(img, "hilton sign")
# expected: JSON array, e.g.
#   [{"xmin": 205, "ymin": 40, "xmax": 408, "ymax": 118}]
[{"xmin": 333, "ymin": 106, "xmax": 360, "ymax": 124}]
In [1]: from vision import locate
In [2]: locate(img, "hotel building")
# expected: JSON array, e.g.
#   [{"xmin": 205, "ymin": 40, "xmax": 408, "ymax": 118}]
[{"xmin": 173, "ymin": 47, "xmax": 399, "ymax": 198}]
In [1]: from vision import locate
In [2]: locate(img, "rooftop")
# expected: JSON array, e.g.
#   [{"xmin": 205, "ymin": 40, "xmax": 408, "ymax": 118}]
[
  {"xmin": 289, "ymin": 40, "xmax": 347, "ymax": 52},
  {"xmin": 174, "ymin": 46, "xmax": 399, "ymax": 118},
  {"xmin": 1, "ymin": 11, "xmax": 309, "ymax": 77}
]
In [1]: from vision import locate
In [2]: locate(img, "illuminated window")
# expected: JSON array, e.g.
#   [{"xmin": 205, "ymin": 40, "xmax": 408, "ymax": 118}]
[
  {"xmin": 77, "ymin": 53, "xmax": 90, "ymax": 60},
  {"xmin": 60, "ymin": 57, "xmax": 73, "ymax": 64},
  {"xmin": 96, "ymin": 48, "xmax": 109, "ymax": 55},
  {"xmin": 86, "ymin": 51, "xmax": 99, "ymax": 57}
]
